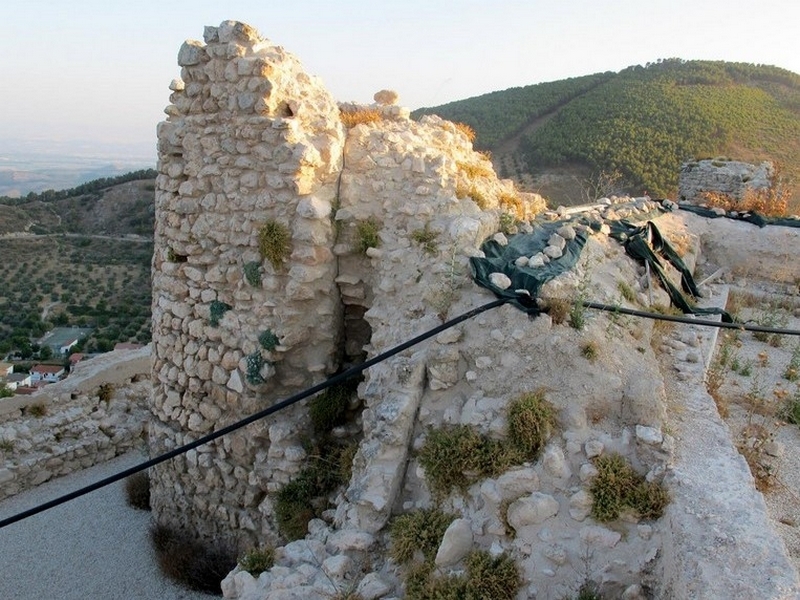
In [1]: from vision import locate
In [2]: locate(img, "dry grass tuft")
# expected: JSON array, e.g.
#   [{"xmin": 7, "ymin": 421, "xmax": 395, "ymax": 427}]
[
  {"xmin": 453, "ymin": 122, "xmax": 476, "ymax": 142},
  {"xmin": 340, "ymin": 108, "xmax": 383, "ymax": 128},
  {"xmin": 702, "ymin": 188, "xmax": 791, "ymax": 217},
  {"xmin": 457, "ymin": 161, "xmax": 493, "ymax": 180}
]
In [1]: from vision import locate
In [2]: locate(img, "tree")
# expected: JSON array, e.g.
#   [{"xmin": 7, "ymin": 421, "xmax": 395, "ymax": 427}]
[{"xmin": 0, "ymin": 383, "xmax": 12, "ymax": 398}]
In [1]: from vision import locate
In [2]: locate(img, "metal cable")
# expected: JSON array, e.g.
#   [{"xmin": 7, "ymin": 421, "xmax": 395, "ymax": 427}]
[{"xmin": 0, "ymin": 298, "xmax": 508, "ymax": 530}]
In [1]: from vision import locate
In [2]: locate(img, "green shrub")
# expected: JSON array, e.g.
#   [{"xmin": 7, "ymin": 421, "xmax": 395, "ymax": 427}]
[
  {"xmin": 507, "ymin": 390, "xmax": 555, "ymax": 459},
  {"xmin": 0, "ymin": 439, "xmax": 14, "ymax": 452},
  {"xmin": 404, "ymin": 550, "xmax": 522, "ymax": 600},
  {"xmin": 243, "ymin": 261, "xmax": 262, "ymax": 287},
  {"xmin": 246, "ymin": 352, "xmax": 265, "ymax": 385},
  {"xmin": 258, "ymin": 220, "xmax": 292, "ymax": 269},
  {"xmin": 274, "ymin": 450, "xmax": 351, "ymax": 541},
  {"xmin": 150, "ymin": 524, "xmax": 238, "ymax": 594},
  {"xmin": 259, "ymin": 329, "xmax": 279, "ymax": 351},
  {"xmin": 590, "ymin": 454, "xmax": 668, "ymax": 522},
  {"xmin": 781, "ymin": 387, "xmax": 800, "ymax": 425},
  {"xmin": 209, "ymin": 300, "xmax": 232, "ymax": 327},
  {"xmin": 309, "ymin": 380, "xmax": 357, "ymax": 434},
  {"xmin": 355, "ymin": 219, "xmax": 381, "ymax": 254},
  {"xmin": 125, "ymin": 471, "xmax": 151, "ymax": 511},
  {"xmin": 418, "ymin": 425, "xmax": 518, "ymax": 497},
  {"xmin": 238, "ymin": 545, "xmax": 274, "ymax": 576},
  {"xmin": 569, "ymin": 300, "xmax": 586, "ymax": 330},
  {"xmin": 390, "ymin": 508, "xmax": 454, "ymax": 565}
]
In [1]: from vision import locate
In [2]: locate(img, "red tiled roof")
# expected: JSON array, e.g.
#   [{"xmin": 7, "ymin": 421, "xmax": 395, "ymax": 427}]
[{"xmin": 31, "ymin": 364, "xmax": 64, "ymax": 374}]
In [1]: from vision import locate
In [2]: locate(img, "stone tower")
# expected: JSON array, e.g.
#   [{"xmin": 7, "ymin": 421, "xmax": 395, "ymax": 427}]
[{"xmin": 151, "ymin": 20, "xmax": 345, "ymax": 542}]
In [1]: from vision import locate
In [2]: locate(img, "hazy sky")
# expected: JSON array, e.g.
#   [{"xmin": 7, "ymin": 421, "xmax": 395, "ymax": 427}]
[{"xmin": 1, "ymin": 0, "xmax": 798, "ymax": 158}]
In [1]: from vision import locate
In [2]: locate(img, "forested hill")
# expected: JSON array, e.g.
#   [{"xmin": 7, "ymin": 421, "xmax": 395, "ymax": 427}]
[{"xmin": 413, "ymin": 60, "xmax": 800, "ymax": 203}]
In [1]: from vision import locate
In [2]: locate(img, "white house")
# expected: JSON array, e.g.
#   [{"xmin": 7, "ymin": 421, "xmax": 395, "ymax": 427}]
[
  {"xmin": 5, "ymin": 372, "xmax": 32, "ymax": 391},
  {"xmin": 0, "ymin": 362, "xmax": 13, "ymax": 377},
  {"xmin": 30, "ymin": 364, "xmax": 65, "ymax": 383},
  {"xmin": 59, "ymin": 338, "xmax": 79, "ymax": 355}
]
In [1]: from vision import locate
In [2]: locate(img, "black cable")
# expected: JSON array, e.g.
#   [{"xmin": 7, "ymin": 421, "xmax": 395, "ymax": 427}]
[
  {"xmin": 0, "ymin": 298, "xmax": 508, "ymax": 530},
  {"xmin": 581, "ymin": 301, "xmax": 800, "ymax": 336}
]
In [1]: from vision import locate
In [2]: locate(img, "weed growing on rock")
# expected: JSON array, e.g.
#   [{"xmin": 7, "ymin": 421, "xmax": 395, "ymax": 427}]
[
  {"xmin": 258, "ymin": 220, "xmax": 292, "ymax": 270},
  {"xmin": 545, "ymin": 297, "xmax": 571, "ymax": 325},
  {"xmin": 309, "ymin": 379, "xmax": 358, "ymax": 434},
  {"xmin": 355, "ymin": 218, "xmax": 381, "ymax": 255},
  {"xmin": 572, "ymin": 581, "xmax": 604, "ymax": 600},
  {"xmin": 453, "ymin": 122, "xmax": 476, "ymax": 142},
  {"xmin": 243, "ymin": 261, "xmax": 262, "ymax": 287},
  {"xmin": 617, "ymin": 281, "xmax": 637, "ymax": 304},
  {"xmin": 245, "ymin": 352, "xmax": 265, "ymax": 385},
  {"xmin": 498, "ymin": 191, "xmax": 525, "ymax": 220},
  {"xmin": 26, "ymin": 403, "xmax": 48, "ymax": 418},
  {"xmin": 420, "ymin": 391, "xmax": 556, "ymax": 497},
  {"xmin": 457, "ymin": 161, "xmax": 493, "ymax": 180},
  {"xmin": 98, "ymin": 382, "xmax": 114, "ymax": 403},
  {"xmin": 403, "ymin": 550, "xmax": 521, "ymax": 600},
  {"xmin": 238, "ymin": 545, "xmax": 274, "ymax": 576},
  {"xmin": 390, "ymin": 508, "xmax": 454, "ymax": 565},
  {"xmin": 258, "ymin": 329, "xmax": 279, "ymax": 352},
  {"xmin": 498, "ymin": 212, "xmax": 517, "ymax": 235},
  {"xmin": 581, "ymin": 341, "xmax": 599, "ymax": 361},
  {"xmin": 784, "ymin": 343, "xmax": 800, "ymax": 382},
  {"xmin": 209, "ymin": 300, "xmax": 232, "ymax": 327},
  {"xmin": 411, "ymin": 224, "xmax": 440, "ymax": 255},
  {"xmin": 274, "ymin": 445, "xmax": 354, "ymax": 541},
  {"xmin": 781, "ymin": 386, "xmax": 800, "ymax": 425},
  {"xmin": 590, "ymin": 454, "xmax": 668, "ymax": 522},
  {"xmin": 125, "ymin": 471, "xmax": 151, "ymax": 511},
  {"xmin": 150, "ymin": 524, "xmax": 238, "ymax": 594},
  {"xmin": 418, "ymin": 425, "xmax": 518, "ymax": 497},
  {"xmin": 507, "ymin": 390, "xmax": 555, "ymax": 459},
  {"xmin": 0, "ymin": 439, "xmax": 14, "ymax": 452}
]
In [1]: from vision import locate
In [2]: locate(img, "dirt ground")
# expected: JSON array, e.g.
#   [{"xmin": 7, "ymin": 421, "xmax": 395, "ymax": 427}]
[{"xmin": 710, "ymin": 283, "xmax": 800, "ymax": 570}]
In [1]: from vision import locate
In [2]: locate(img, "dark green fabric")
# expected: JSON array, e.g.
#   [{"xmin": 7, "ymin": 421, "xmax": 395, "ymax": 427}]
[
  {"xmin": 673, "ymin": 202, "xmax": 800, "ymax": 229},
  {"xmin": 609, "ymin": 220, "xmax": 733, "ymax": 322},
  {"xmin": 469, "ymin": 223, "xmax": 589, "ymax": 313},
  {"xmin": 471, "ymin": 216, "xmax": 734, "ymax": 323}
]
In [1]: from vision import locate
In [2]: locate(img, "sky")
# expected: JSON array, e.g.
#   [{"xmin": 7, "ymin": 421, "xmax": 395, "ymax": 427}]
[{"xmin": 1, "ymin": 0, "xmax": 798, "ymax": 160}]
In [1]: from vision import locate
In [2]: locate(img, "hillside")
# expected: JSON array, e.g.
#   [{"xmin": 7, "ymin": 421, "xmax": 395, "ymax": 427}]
[
  {"xmin": 0, "ymin": 169, "xmax": 156, "ymax": 236},
  {"xmin": 0, "ymin": 171, "xmax": 156, "ymax": 357},
  {"xmin": 414, "ymin": 60, "xmax": 800, "ymax": 208}
]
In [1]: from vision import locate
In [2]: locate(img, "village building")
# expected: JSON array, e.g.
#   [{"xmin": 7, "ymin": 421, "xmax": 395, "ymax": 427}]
[{"xmin": 30, "ymin": 364, "xmax": 65, "ymax": 384}]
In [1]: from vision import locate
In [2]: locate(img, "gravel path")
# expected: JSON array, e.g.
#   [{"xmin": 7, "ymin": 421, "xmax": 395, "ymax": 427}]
[{"xmin": 0, "ymin": 451, "xmax": 218, "ymax": 600}]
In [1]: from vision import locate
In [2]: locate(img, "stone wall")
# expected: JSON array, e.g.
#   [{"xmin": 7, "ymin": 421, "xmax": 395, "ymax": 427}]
[
  {"xmin": 678, "ymin": 158, "xmax": 773, "ymax": 202},
  {"xmin": 0, "ymin": 349, "xmax": 151, "ymax": 501}
]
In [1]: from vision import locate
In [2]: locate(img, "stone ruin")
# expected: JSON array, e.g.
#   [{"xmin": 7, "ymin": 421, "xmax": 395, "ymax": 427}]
[
  {"xmin": 152, "ymin": 19, "xmax": 539, "ymax": 543},
  {"xmin": 678, "ymin": 158, "xmax": 774, "ymax": 203},
  {"xmin": 150, "ymin": 21, "xmax": 799, "ymax": 599}
]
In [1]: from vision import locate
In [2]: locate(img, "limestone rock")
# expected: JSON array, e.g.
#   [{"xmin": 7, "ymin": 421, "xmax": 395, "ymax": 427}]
[
  {"xmin": 373, "ymin": 89, "xmax": 399, "ymax": 105},
  {"xmin": 435, "ymin": 518, "xmax": 473, "ymax": 566},
  {"xmin": 507, "ymin": 493, "xmax": 559, "ymax": 530}
]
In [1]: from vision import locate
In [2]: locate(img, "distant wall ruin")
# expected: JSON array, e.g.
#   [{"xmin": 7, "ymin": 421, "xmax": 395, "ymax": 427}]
[{"xmin": 678, "ymin": 158, "xmax": 773, "ymax": 202}]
